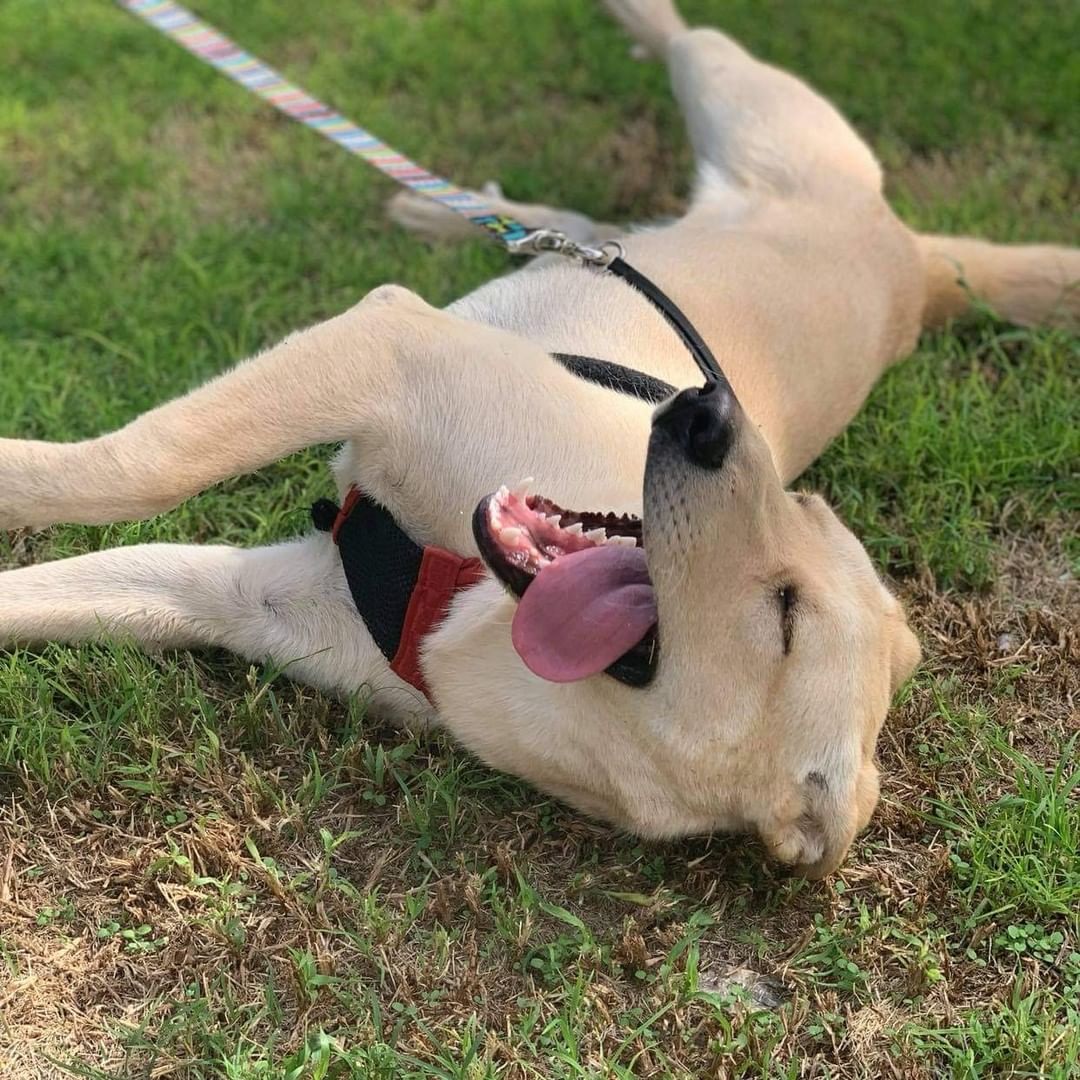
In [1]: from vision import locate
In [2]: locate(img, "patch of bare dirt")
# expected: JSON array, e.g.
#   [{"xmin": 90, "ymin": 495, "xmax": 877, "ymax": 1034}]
[{"xmin": 597, "ymin": 114, "xmax": 689, "ymax": 217}]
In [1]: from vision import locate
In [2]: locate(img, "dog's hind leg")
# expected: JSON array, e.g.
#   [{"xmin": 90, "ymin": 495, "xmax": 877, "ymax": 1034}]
[
  {"xmin": 0, "ymin": 534, "xmax": 427, "ymax": 714},
  {"xmin": 388, "ymin": 182, "xmax": 616, "ymax": 245},
  {"xmin": 604, "ymin": 0, "xmax": 883, "ymax": 196}
]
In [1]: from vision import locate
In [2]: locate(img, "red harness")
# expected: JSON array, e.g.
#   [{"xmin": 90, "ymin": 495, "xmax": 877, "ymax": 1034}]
[{"xmin": 321, "ymin": 487, "xmax": 486, "ymax": 700}]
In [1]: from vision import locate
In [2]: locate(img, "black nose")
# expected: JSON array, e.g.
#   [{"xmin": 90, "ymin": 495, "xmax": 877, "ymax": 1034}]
[{"xmin": 652, "ymin": 380, "xmax": 738, "ymax": 470}]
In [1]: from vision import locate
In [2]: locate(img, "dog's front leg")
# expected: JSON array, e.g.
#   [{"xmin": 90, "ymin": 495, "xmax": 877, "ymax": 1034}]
[
  {"xmin": 0, "ymin": 285, "xmax": 558, "ymax": 533},
  {"xmin": 0, "ymin": 534, "xmax": 428, "ymax": 713}
]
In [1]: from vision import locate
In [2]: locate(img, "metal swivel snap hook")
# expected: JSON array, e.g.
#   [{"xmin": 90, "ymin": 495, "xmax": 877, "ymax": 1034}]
[{"xmin": 507, "ymin": 229, "xmax": 625, "ymax": 267}]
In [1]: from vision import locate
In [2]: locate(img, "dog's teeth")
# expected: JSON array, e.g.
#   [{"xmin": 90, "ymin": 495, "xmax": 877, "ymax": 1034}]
[
  {"xmin": 609, "ymin": 535, "xmax": 637, "ymax": 547},
  {"xmin": 565, "ymin": 522, "xmax": 584, "ymax": 536},
  {"xmin": 496, "ymin": 485, "xmax": 510, "ymax": 502},
  {"xmin": 499, "ymin": 526, "xmax": 523, "ymax": 545},
  {"xmin": 584, "ymin": 528, "xmax": 607, "ymax": 544},
  {"xmin": 512, "ymin": 477, "xmax": 534, "ymax": 499}
]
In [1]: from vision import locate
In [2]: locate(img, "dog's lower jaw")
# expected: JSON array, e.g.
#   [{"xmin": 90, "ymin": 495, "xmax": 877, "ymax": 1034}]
[
  {"xmin": 422, "ymin": 581, "xmax": 699, "ymax": 834},
  {"xmin": 422, "ymin": 583, "xmax": 771, "ymax": 848}
]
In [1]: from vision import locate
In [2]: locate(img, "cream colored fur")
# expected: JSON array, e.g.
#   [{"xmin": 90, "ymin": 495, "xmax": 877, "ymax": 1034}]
[{"xmin": 2, "ymin": 0, "xmax": 1076, "ymax": 875}]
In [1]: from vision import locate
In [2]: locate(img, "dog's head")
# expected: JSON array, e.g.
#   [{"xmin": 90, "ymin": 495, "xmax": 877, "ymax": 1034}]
[{"xmin": 468, "ymin": 380, "xmax": 920, "ymax": 876}]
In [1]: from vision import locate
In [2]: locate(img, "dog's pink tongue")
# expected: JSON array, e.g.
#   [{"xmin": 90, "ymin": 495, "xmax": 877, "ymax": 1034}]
[{"xmin": 511, "ymin": 545, "xmax": 655, "ymax": 682}]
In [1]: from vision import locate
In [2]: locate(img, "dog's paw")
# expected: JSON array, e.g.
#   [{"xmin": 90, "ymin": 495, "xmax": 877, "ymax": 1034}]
[
  {"xmin": 387, "ymin": 182, "xmax": 509, "ymax": 241},
  {"xmin": 387, "ymin": 190, "xmax": 477, "ymax": 241},
  {"xmin": 602, "ymin": 0, "xmax": 687, "ymax": 59}
]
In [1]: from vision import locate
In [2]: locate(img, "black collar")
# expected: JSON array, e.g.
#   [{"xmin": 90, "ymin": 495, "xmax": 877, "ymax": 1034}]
[{"xmin": 551, "ymin": 352, "xmax": 674, "ymax": 403}]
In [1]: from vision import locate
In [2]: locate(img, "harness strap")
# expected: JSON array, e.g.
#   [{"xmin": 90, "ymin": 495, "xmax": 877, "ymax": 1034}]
[
  {"xmin": 313, "ymin": 490, "xmax": 484, "ymax": 700},
  {"xmin": 392, "ymin": 546, "xmax": 486, "ymax": 696},
  {"xmin": 312, "ymin": 353, "xmax": 673, "ymax": 699}
]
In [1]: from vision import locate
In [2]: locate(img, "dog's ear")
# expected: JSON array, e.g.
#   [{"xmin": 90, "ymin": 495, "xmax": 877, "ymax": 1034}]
[{"xmin": 888, "ymin": 614, "xmax": 921, "ymax": 697}]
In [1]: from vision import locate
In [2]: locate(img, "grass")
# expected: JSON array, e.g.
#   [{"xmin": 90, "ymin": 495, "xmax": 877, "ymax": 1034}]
[{"xmin": 1, "ymin": 0, "xmax": 1078, "ymax": 1076}]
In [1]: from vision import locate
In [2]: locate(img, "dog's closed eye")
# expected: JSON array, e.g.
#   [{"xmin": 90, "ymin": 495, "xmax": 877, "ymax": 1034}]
[{"xmin": 778, "ymin": 584, "xmax": 798, "ymax": 654}]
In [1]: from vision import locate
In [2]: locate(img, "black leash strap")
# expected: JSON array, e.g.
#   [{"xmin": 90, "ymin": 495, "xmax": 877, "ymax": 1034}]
[
  {"xmin": 510, "ymin": 229, "xmax": 726, "ymax": 388},
  {"xmin": 605, "ymin": 257, "xmax": 726, "ymax": 387}
]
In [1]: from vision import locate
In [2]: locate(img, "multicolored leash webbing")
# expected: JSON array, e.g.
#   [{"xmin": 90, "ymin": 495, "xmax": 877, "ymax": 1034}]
[{"xmin": 116, "ymin": 0, "xmax": 533, "ymax": 247}]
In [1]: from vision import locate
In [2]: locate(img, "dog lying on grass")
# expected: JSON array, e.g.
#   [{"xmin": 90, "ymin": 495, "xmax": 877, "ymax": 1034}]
[{"xmin": 1, "ymin": 0, "xmax": 1076, "ymax": 876}]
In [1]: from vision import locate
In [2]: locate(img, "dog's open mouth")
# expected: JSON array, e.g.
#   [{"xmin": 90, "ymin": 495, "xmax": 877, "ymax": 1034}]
[{"xmin": 473, "ymin": 482, "xmax": 658, "ymax": 685}]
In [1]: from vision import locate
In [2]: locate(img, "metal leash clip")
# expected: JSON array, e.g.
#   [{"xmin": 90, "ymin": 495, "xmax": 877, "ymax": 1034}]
[{"xmin": 506, "ymin": 229, "xmax": 625, "ymax": 267}]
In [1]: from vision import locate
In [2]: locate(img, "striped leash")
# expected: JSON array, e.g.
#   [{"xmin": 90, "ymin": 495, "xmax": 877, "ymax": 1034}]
[{"xmin": 115, "ymin": 0, "xmax": 615, "ymax": 265}]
